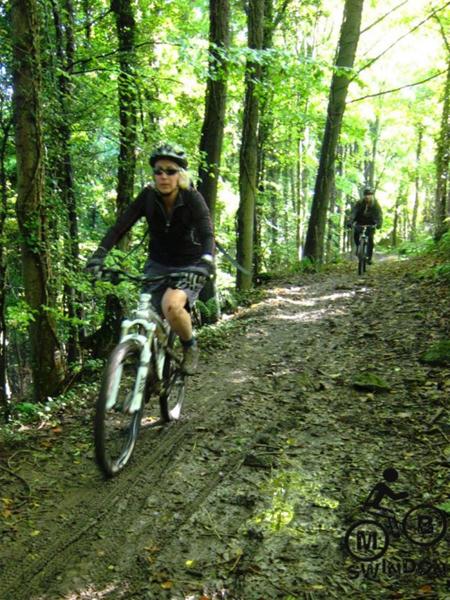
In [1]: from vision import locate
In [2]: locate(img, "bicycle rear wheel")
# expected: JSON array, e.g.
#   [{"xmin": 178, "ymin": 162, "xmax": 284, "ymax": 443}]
[
  {"xmin": 94, "ymin": 340, "xmax": 144, "ymax": 477},
  {"xmin": 159, "ymin": 332, "xmax": 185, "ymax": 422}
]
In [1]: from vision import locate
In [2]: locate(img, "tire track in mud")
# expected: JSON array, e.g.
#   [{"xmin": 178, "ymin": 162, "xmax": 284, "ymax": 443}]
[
  {"xmin": 1, "ymin": 324, "xmax": 299, "ymax": 599},
  {"xmin": 1, "ymin": 262, "xmax": 448, "ymax": 599},
  {"xmin": 0, "ymin": 417, "xmax": 191, "ymax": 599},
  {"xmin": 1, "ymin": 273, "xmax": 364, "ymax": 599}
]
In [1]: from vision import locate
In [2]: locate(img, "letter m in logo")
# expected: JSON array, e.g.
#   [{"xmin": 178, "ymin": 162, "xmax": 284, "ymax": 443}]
[{"xmin": 356, "ymin": 530, "xmax": 379, "ymax": 551}]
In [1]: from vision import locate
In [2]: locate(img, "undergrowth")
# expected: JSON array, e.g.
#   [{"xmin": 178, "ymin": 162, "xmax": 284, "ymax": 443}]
[{"xmin": 397, "ymin": 231, "xmax": 450, "ymax": 282}]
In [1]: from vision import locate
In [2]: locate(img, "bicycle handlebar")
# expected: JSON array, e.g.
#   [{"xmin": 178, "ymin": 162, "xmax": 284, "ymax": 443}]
[{"xmin": 99, "ymin": 266, "xmax": 211, "ymax": 285}]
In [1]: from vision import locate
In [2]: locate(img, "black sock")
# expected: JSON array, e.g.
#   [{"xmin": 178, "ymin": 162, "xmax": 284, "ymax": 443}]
[{"xmin": 181, "ymin": 337, "xmax": 196, "ymax": 349}]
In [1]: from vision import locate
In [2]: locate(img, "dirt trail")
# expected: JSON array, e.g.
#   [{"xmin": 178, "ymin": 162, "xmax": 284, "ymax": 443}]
[{"xmin": 0, "ymin": 257, "xmax": 449, "ymax": 600}]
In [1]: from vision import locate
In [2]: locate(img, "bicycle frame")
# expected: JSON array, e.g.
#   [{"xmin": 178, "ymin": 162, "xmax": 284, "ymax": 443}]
[
  {"xmin": 356, "ymin": 226, "xmax": 366, "ymax": 251},
  {"xmin": 107, "ymin": 292, "xmax": 168, "ymax": 414},
  {"xmin": 356, "ymin": 225, "xmax": 375, "ymax": 251}
]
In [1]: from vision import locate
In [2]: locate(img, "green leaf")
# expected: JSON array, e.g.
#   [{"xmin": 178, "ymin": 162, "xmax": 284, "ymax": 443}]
[
  {"xmin": 437, "ymin": 501, "xmax": 450, "ymax": 514},
  {"xmin": 352, "ymin": 373, "xmax": 391, "ymax": 393}
]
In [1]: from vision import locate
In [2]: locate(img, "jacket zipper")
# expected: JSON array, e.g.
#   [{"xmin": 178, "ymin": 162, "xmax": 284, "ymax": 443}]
[{"xmin": 155, "ymin": 196, "xmax": 183, "ymax": 233}]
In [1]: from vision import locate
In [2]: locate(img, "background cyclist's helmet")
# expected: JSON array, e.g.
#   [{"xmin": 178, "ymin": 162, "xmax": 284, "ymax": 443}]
[
  {"xmin": 363, "ymin": 187, "xmax": 374, "ymax": 196},
  {"xmin": 149, "ymin": 144, "xmax": 188, "ymax": 169}
]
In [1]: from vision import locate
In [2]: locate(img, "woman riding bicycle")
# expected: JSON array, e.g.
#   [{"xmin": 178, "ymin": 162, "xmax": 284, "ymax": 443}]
[
  {"xmin": 86, "ymin": 144, "xmax": 215, "ymax": 375},
  {"xmin": 349, "ymin": 188, "xmax": 383, "ymax": 264}
]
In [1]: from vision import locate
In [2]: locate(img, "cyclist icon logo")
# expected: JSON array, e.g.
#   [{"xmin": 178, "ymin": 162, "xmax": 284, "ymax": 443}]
[{"xmin": 344, "ymin": 468, "xmax": 447, "ymax": 562}]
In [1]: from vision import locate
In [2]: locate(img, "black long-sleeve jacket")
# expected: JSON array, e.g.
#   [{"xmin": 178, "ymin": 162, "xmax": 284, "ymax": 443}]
[
  {"xmin": 350, "ymin": 199, "xmax": 383, "ymax": 227},
  {"xmin": 97, "ymin": 186, "xmax": 214, "ymax": 267}
]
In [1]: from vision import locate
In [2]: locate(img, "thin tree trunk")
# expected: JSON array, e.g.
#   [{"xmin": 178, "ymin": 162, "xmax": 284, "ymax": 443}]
[
  {"xmin": 268, "ymin": 167, "xmax": 279, "ymax": 269},
  {"xmin": 300, "ymin": 135, "xmax": 310, "ymax": 251},
  {"xmin": 0, "ymin": 117, "xmax": 12, "ymax": 417},
  {"xmin": 11, "ymin": 0, "xmax": 65, "ymax": 401},
  {"xmin": 303, "ymin": 0, "xmax": 364, "ymax": 263},
  {"xmin": 326, "ymin": 145, "xmax": 344, "ymax": 261},
  {"xmin": 392, "ymin": 185, "xmax": 405, "ymax": 247},
  {"xmin": 434, "ymin": 56, "xmax": 450, "ymax": 240},
  {"xmin": 411, "ymin": 126, "xmax": 423, "ymax": 241},
  {"xmin": 364, "ymin": 115, "xmax": 380, "ymax": 188},
  {"xmin": 236, "ymin": 0, "xmax": 264, "ymax": 290}
]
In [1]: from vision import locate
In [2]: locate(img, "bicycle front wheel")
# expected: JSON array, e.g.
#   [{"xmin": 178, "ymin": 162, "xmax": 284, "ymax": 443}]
[
  {"xmin": 159, "ymin": 332, "xmax": 185, "ymax": 422},
  {"xmin": 357, "ymin": 241, "xmax": 366, "ymax": 275},
  {"xmin": 94, "ymin": 340, "xmax": 144, "ymax": 477}
]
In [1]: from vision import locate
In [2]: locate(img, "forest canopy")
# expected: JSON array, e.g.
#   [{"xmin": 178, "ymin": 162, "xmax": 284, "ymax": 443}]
[{"xmin": 0, "ymin": 0, "xmax": 449, "ymax": 404}]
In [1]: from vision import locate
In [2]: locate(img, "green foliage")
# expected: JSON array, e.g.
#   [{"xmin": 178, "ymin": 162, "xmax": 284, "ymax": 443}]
[
  {"xmin": 296, "ymin": 257, "xmax": 321, "ymax": 273},
  {"xmin": 352, "ymin": 372, "xmax": 392, "ymax": 393},
  {"xmin": 396, "ymin": 235, "xmax": 435, "ymax": 256},
  {"xmin": 1, "ymin": 0, "xmax": 447, "ymax": 402},
  {"xmin": 196, "ymin": 317, "xmax": 242, "ymax": 351},
  {"xmin": 6, "ymin": 301, "xmax": 36, "ymax": 333},
  {"xmin": 427, "ymin": 263, "xmax": 450, "ymax": 282},
  {"xmin": 402, "ymin": 232, "xmax": 450, "ymax": 282},
  {"xmin": 230, "ymin": 287, "xmax": 266, "ymax": 309},
  {"xmin": 438, "ymin": 500, "xmax": 450, "ymax": 514},
  {"xmin": 420, "ymin": 340, "xmax": 450, "ymax": 366},
  {"xmin": 195, "ymin": 297, "xmax": 220, "ymax": 324},
  {"xmin": 435, "ymin": 230, "xmax": 450, "ymax": 258}
]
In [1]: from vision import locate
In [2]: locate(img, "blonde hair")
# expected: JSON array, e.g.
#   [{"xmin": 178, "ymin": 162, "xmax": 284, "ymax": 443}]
[{"xmin": 178, "ymin": 169, "xmax": 192, "ymax": 190}]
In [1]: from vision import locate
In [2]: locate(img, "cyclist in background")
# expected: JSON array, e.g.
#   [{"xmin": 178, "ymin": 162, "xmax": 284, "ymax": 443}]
[
  {"xmin": 349, "ymin": 188, "xmax": 383, "ymax": 264},
  {"xmin": 86, "ymin": 144, "xmax": 215, "ymax": 375}
]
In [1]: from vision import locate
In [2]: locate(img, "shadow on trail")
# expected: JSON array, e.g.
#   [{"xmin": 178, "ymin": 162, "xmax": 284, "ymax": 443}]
[{"xmin": 0, "ymin": 258, "xmax": 448, "ymax": 599}]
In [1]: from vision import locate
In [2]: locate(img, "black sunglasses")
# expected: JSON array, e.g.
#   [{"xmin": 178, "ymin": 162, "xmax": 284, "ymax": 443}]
[{"xmin": 153, "ymin": 167, "xmax": 180, "ymax": 176}]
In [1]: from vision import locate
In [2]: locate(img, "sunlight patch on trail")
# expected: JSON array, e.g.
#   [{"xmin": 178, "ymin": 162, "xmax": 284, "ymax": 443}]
[
  {"xmin": 274, "ymin": 310, "xmax": 329, "ymax": 323},
  {"xmin": 52, "ymin": 584, "xmax": 121, "ymax": 599},
  {"xmin": 250, "ymin": 470, "xmax": 340, "ymax": 537},
  {"xmin": 267, "ymin": 289, "xmax": 357, "ymax": 309},
  {"xmin": 229, "ymin": 370, "xmax": 251, "ymax": 384}
]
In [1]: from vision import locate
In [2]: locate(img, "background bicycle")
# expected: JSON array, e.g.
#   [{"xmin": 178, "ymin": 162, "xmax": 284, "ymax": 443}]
[
  {"xmin": 355, "ymin": 224, "xmax": 376, "ymax": 276},
  {"xmin": 93, "ymin": 267, "xmax": 207, "ymax": 477}
]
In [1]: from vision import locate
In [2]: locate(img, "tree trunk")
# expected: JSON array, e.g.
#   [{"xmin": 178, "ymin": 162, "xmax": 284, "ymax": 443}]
[
  {"xmin": 198, "ymin": 0, "xmax": 230, "ymax": 226},
  {"xmin": 236, "ymin": 0, "xmax": 264, "ymax": 290},
  {"xmin": 411, "ymin": 126, "xmax": 423, "ymax": 241},
  {"xmin": 326, "ymin": 146, "xmax": 344, "ymax": 261},
  {"xmin": 51, "ymin": 0, "xmax": 82, "ymax": 364},
  {"xmin": 434, "ymin": 56, "xmax": 450, "ymax": 240},
  {"xmin": 87, "ymin": 0, "xmax": 138, "ymax": 357},
  {"xmin": 303, "ymin": 0, "xmax": 364, "ymax": 263},
  {"xmin": 392, "ymin": 185, "xmax": 405, "ymax": 247},
  {"xmin": 364, "ymin": 115, "xmax": 379, "ymax": 188},
  {"xmin": 111, "ymin": 0, "xmax": 138, "ymax": 226},
  {"xmin": 11, "ymin": 0, "xmax": 65, "ymax": 401},
  {"xmin": 197, "ymin": 0, "xmax": 229, "ymax": 307},
  {"xmin": 0, "ymin": 116, "xmax": 12, "ymax": 417}
]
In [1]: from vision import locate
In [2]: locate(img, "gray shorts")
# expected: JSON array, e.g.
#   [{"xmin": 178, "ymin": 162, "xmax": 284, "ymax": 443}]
[{"xmin": 143, "ymin": 260, "xmax": 207, "ymax": 314}]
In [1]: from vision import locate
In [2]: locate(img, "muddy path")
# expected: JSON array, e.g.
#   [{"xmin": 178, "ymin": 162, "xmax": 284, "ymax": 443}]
[{"xmin": 0, "ymin": 256, "xmax": 449, "ymax": 600}]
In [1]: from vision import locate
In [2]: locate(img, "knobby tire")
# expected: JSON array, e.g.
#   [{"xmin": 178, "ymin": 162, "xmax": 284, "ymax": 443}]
[
  {"xmin": 94, "ymin": 339, "xmax": 144, "ymax": 477},
  {"xmin": 357, "ymin": 239, "xmax": 366, "ymax": 276},
  {"xmin": 159, "ymin": 331, "xmax": 185, "ymax": 422}
]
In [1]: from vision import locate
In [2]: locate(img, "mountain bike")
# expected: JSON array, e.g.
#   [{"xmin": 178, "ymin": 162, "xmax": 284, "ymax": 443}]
[
  {"xmin": 93, "ymin": 267, "xmax": 207, "ymax": 477},
  {"xmin": 355, "ymin": 224, "xmax": 376, "ymax": 276}
]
